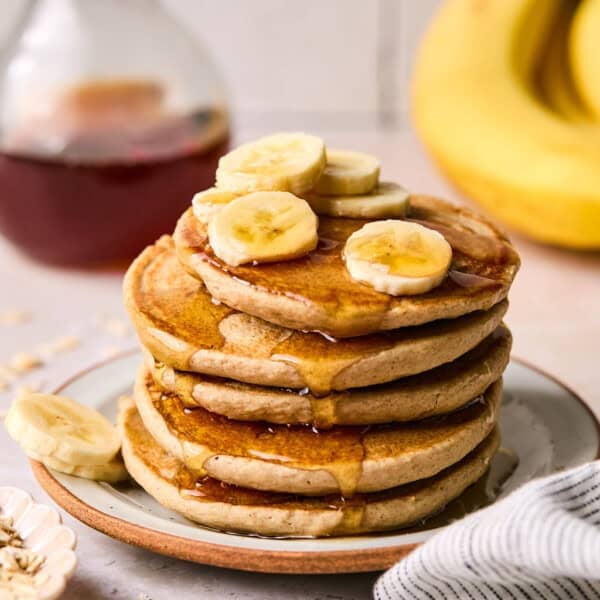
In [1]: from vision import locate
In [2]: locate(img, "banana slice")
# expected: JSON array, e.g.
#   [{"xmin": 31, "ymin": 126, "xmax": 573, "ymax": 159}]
[
  {"xmin": 192, "ymin": 188, "xmax": 239, "ymax": 224},
  {"xmin": 216, "ymin": 132, "xmax": 326, "ymax": 194},
  {"xmin": 305, "ymin": 182, "xmax": 409, "ymax": 219},
  {"xmin": 29, "ymin": 451, "xmax": 129, "ymax": 484},
  {"xmin": 314, "ymin": 149, "xmax": 380, "ymax": 195},
  {"xmin": 208, "ymin": 191, "xmax": 318, "ymax": 266},
  {"xmin": 343, "ymin": 220, "xmax": 452, "ymax": 296},
  {"xmin": 5, "ymin": 392, "xmax": 121, "ymax": 466}
]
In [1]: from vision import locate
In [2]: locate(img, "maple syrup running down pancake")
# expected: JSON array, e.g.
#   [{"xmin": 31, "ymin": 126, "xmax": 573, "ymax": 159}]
[
  {"xmin": 124, "ymin": 238, "xmax": 508, "ymax": 396},
  {"xmin": 144, "ymin": 324, "xmax": 512, "ymax": 427},
  {"xmin": 173, "ymin": 195, "xmax": 520, "ymax": 337},
  {"xmin": 133, "ymin": 367, "xmax": 502, "ymax": 497},
  {"xmin": 119, "ymin": 399, "xmax": 508, "ymax": 537}
]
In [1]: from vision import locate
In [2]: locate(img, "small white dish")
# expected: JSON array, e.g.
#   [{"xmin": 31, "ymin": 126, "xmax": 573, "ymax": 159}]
[{"xmin": 0, "ymin": 487, "xmax": 77, "ymax": 600}]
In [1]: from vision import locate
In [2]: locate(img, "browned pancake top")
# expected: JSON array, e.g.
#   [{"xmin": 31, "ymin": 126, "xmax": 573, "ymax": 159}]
[
  {"xmin": 123, "ymin": 401, "xmax": 500, "ymax": 510},
  {"xmin": 145, "ymin": 372, "xmax": 499, "ymax": 465},
  {"xmin": 125, "ymin": 238, "xmax": 507, "ymax": 395},
  {"xmin": 174, "ymin": 195, "xmax": 519, "ymax": 335}
]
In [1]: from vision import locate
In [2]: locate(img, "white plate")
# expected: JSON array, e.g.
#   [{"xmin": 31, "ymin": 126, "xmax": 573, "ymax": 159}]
[{"xmin": 30, "ymin": 353, "xmax": 599, "ymax": 573}]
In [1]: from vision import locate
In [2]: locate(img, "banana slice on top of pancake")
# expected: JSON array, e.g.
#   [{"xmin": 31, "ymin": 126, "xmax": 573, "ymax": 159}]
[
  {"xmin": 192, "ymin": 187, "xmax": 239, "ymax": 224},
  {"xmin": 313, "ymin": 149, "xmax": 380, "ymax": 195},
  {"xmin": 5, "ymin": 391, "xmax": 126, "ymax": 481},
  {"xmin": 216, "ymin": 132, "xmax": 326, "ymax": 195},
  {"xmin": 305, "ymin": 182, "xmax": 409, "ymax": 219},
  {"xmin": 208, "ymin": 191, "xmax": 318, "ymax": 266},
  {"xmin": 344, "ymin": 220, "xmax": 452, "ymax": 295}
]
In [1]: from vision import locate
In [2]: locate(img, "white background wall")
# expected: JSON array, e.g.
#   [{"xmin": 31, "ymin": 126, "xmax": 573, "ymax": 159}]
[
  {"xmin": 164, "ymin": 0, "xmax": 440, "ymax": 127},
  {"xmin": 1, "ymin": 0, "xmax": 441, "ymax": 129}
]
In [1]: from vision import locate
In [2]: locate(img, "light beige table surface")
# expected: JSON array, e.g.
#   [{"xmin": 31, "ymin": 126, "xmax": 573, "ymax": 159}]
[{"xmin": 0, "ymin": 126, "xmax": 598, "ymax": 600}]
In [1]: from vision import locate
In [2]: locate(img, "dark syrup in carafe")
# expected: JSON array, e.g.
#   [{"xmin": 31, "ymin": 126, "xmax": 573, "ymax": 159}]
[{"xmin": 0, "ymin": 80, "xmax": 229, "ymax": 265}]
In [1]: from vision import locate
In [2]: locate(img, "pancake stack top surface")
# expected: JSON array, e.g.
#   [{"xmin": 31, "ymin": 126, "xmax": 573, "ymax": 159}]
[{"xmin": 122, "ymin": 133, "xmax": 520, "ymax": 538}]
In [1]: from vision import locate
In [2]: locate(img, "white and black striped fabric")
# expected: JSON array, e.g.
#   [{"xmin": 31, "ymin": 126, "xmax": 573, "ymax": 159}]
[{"xmin": 375, "ymin": 461, "xmax": 600, "ymax": 600}]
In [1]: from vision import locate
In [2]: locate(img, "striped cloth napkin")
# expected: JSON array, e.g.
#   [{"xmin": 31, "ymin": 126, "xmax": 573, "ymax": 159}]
[{"xmin": 375, "ymin": 461, "xmax": 600, "ymax": 599}]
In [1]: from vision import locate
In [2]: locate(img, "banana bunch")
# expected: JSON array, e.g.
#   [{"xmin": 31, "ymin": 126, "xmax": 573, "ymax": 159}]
[
  {"xmin": 202, "ymin": 133, "xmax": 448, "ymax": 294},
  {"xmin": 5, "ymin": 391, "xmax": 128, "ymax": 483},
  {"xmin": 412, "ymin": 0, "xmax": 600, "ymax": 249}
]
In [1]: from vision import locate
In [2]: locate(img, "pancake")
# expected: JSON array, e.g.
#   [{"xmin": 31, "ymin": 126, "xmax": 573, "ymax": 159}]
[
  {"xmin": 119, "ymin": 397, "xmax": 500, "ymax": 537},
  {"xmin": 121, "ymin": 398, "xmax": 502, "ymax": 537},
  {"xmin": 124, "ymin": 238, "xmax": 508, "ymax": 396},
  {"xmin": 134, "ymin": 366, "xmax": 501, "ymax": 497},
  {"xmin": 173, "ymin": 195, "xmax": 520, "ymax": 337},
  {"xmin": 145, "ymin": 324, "xmax": 511, "ymax": 427}
]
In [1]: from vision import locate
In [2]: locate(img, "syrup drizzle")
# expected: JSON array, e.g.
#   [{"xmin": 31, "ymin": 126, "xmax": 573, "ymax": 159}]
[
  {"xmin": 145, "ymin": 325, "xmax": 511, "ymax": 430},
  {"xmin": 147, "ymin": 374, "xmax": 500, "ymax": 499},
  {"xmin": 125, "ymin": 406, "xmax": 512, "ymax": 538},
  {"xmin": 175, "ymin": 195, "xmax": 517, "ymax": 342},
  {"xmin": 152, "ymin": 377, "xmax": 367, "ymax": 497},
  {"xmin": 132, "ymin": 240, "xmax": 507, "ymax": 399}
]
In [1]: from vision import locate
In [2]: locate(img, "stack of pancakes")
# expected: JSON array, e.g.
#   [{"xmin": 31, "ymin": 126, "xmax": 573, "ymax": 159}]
[{"xmin": 121, "ymin": 193, "xmax": 520, "ymax": 538}]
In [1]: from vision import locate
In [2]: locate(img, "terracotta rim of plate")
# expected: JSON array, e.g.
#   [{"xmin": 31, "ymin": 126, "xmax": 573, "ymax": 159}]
[{"xmin": 29, "ymin": 352, "xmax": 600, "ymax": 574}]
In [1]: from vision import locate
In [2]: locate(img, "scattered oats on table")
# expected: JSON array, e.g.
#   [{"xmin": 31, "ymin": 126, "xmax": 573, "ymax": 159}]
[
  {"xmin": 0, "ymin": 367, "xmax": 12, "ymax": 393},
  {"xmin": 9, "ymin": 353, "xmax": 42, "ymax": 374},
  {"xmin": 36, "ymin": 335, "xmax": 81, "ymax": 359},
  {"xmin": 0, "ymin": 310, "xmax": 31, "ymax": 326},
  {"xmin": 52, "ymin": 335, "xmax": 81, "ymax": 353},
  {"xmin": 16, "ymin": 382, "xmax": 44, "ymax": 396}
]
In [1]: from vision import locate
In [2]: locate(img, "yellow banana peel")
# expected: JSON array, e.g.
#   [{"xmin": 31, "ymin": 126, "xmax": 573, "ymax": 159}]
[
  {"xmin": 413, "ymin": 0, "xmax": 600, "ymax": 249},
  {"xmin": 570, "ymin": 0, "xmax": 600, "ymax": 120},
  {"xmin": 538, "ymin": 2, "xmax": 590, "ymax": 123}
]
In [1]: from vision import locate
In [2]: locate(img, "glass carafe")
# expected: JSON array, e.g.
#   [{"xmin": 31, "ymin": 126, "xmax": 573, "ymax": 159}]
[{"xmin": 0, "ymin": 0, "xmax": 229, "ymax": 265}]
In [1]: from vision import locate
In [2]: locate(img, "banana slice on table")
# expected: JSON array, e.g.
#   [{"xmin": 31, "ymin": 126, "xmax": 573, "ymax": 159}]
[
  {"xmin": 305, "ymin": 182, "xmax": 409, "ymax": 219},
  {"xmin": 343, "ymin": 220, "xmax": 452, "ymax": 296},
  {"xmin": 208, "ymin": 191, "xmax": 318, "ymax": 266},
  {"xmin": 28, "ymin": 450, "xmax": 129, "ymax": 483},
  {"xmin": 5, "ymin": 392, "xmax": 121, "ymax": 467},
  {"xmin": 192, "ymin": 188, "xmax": 239, "ymax": 224},
  {"xmin": 314, "ymin": 149, "xmax": 380, "ymax": 195},
  {"xmin": 216, "ymin": 132, "xmax": 326, "ymax": 194}
]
